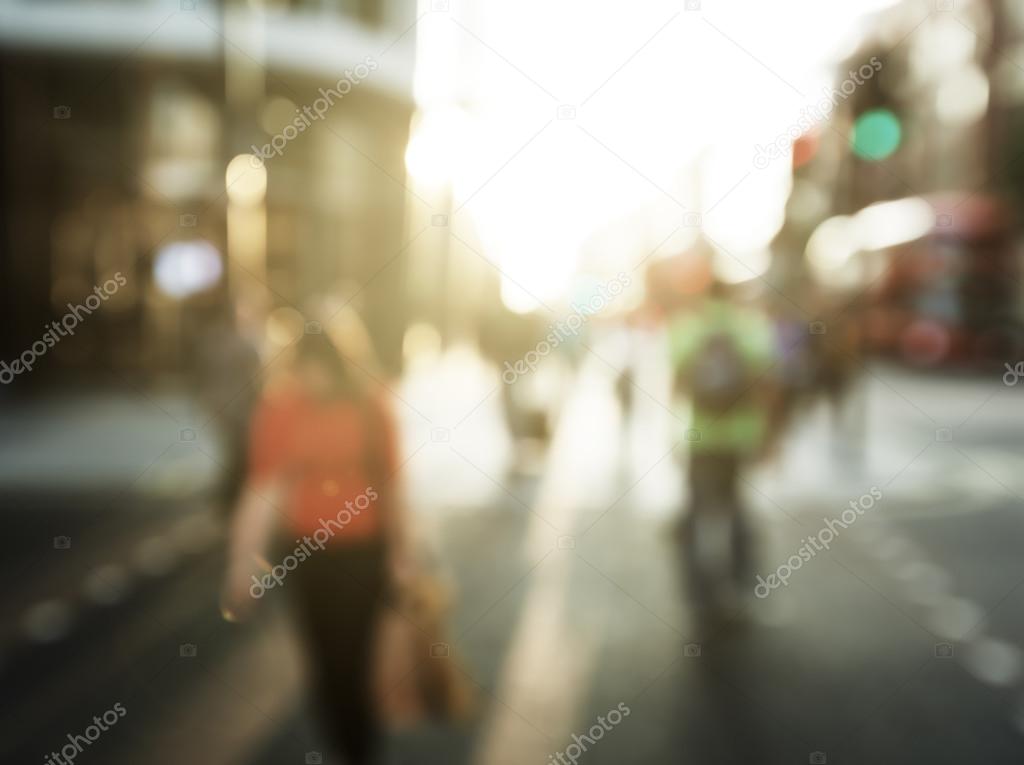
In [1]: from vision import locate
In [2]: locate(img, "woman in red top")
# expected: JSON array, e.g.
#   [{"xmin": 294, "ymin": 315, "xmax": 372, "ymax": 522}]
[{"xmin": 223, "ymin": 331, "xmax": 404, "ymax": 765}]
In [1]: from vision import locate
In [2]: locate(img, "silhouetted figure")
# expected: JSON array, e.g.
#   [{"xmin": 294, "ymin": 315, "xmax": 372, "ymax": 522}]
[
  {"xmin": 191, "ymin": 300, "xmax": 262, "ymax": 512},
  {"xmin": 669, "ymin": 280, "xmax": 777, "ymax": 620}
]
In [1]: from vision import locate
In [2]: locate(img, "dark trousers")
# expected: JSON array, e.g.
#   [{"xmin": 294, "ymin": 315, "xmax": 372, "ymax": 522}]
[
  {"xmin": 291, "ymin": 540, "xmax": 386, "ymax": 765},
  {"xmin": 683, "ymin": 452, "xmax": 754, "ymax": 606}
]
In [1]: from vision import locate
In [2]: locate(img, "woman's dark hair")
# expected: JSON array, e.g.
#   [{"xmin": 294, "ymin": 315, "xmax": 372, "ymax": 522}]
[
  {"xmin": 294, "ymin": 332, "xmax": 367, "ymax": 399},
  {"xmin": 707, "ymin": 277, "xmax": 730, "ymax": 299}
]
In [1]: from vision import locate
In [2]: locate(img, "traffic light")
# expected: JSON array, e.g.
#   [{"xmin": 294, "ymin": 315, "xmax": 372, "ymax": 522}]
[{"xmin": 851, "ymin": 108, "xmax": 902, "ymax": 160}]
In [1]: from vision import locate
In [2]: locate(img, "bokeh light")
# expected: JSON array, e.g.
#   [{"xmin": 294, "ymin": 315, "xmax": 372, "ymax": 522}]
[{"xmin": 851, "ymin": 108, "xmax": 902, "ymax": 160}]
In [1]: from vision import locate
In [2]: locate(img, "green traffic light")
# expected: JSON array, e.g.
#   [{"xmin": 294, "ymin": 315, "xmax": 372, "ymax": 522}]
[{"xmin": 851, "ymin": 109, "xmax": 901, "ymax": 161}]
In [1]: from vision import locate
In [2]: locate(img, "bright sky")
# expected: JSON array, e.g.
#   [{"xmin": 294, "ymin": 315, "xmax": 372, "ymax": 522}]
[{"xmin": 407, "ymin": 0, "xmax": 902, "ymax": 310}]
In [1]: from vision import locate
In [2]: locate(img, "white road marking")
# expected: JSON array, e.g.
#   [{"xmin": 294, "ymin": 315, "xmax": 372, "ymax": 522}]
[
  {"xmin": 23, "ymin": 599, "xmax": 74, "ymax": 643},
  {"xmin": 474, "ymin": 369, "xmax": 616, "ymax": 765},
  {"xmin": 964, "ymin": 637, "xmax": 1022, "ymax": 687}
]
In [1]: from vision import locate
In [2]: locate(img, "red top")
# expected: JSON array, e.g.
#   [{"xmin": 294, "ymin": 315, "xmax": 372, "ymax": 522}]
[{"xmin": 248, "ymin": 382, "xmax": 399, "ymax": 543}]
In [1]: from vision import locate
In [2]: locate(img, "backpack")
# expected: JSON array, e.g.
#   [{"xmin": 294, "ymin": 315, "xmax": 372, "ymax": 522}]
[{"xmin": 683, "ymin": 328, "xmax": 750, "ymax": 412}]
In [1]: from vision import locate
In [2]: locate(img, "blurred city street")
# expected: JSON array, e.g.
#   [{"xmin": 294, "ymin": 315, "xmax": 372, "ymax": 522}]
[
  {"xmin": 3, "ymin": 347, "xmax": 1024, "ymax": 764},
  {"xmin": 4, "ymin": 0, "xmax": 1024, "ymax": 762}
]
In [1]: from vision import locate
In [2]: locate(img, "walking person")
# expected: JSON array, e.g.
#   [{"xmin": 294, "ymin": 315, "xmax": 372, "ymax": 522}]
[
  {"xmin": 189, "ymin": 297, "xmax": 262, "ymax": 514},
  {"xmin": 222, "ymin": 328, "xmax": 407, "ymax": 765},
  {"xmin": 669, "ymin": 279, "xmax": 778, "ymax": 621}
]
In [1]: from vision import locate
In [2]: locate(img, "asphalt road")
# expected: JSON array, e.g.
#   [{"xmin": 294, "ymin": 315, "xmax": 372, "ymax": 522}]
[{"xmin": 3, "ymin": 360, "xmax": 1024, "ymax": 764}]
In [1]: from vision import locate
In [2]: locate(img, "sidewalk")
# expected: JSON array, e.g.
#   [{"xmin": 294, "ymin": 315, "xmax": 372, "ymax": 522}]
[{"xmin": 0, "ymin": 391, "xmax": 222, "ymax": 498}]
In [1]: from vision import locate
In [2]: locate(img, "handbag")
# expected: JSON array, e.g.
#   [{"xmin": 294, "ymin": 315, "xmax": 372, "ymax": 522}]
[{"xmin": 373, "ymin": 569, "xmax": 475, "ymax": 727}]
